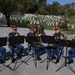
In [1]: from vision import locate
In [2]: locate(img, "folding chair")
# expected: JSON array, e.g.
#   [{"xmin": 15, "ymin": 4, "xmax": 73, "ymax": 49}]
[
  {"xmin": 40, "ymin": 35, "xmax": 64, "ymax": 70},
  {"xmin": 7, "ymin": 35, "xmax": 28, "ymax": 71},
  {"xmin": 24, "ymin": 36, "xmax": 41, "ymax": 67},
  {"xmin": 0, "ymin": 37, "xmax": 12, "ymax": 72}
]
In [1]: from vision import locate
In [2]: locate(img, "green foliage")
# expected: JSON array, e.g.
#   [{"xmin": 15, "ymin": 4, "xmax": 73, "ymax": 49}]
[
  {"xmin": 64, "ymin": 8, "xmax": 75, "ymax": 17},
  {"xmin": 10, "ymin": 19, "xmax": 30, "ymax": 28},
  {"xmin": 0, "ymin": 0, "xmax": 75, "ymax": 27},
  {"xmin": 0, "ymin": 0, "xmax": 24, "ymax": 27},
  {"xmin": 0, "ymin": 21, "xmax": 5, "ymax": 25},
  {"xmin": 39, "ymin": 8, "xmax": 49, "ymax": 15}
]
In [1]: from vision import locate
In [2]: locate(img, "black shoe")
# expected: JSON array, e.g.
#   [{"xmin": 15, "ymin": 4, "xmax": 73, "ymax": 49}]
[
  {"xmin": 52, "ymin": 55, "xmax": 56, "ymax": 59},
  {"xmin": 36, "ymin": 57, "xmax": 42, "ymax": 61},
  {"xmin": 0, "ymin": 60, "xmax": 6, "ymax": 63},
  {"xmin": 55, "ymin": 59, "xmax": 60, "ymax": 64},
  {"xmin": 12, "ymin": 59, "xmax": 15, "ymax": 63},
  {"xmin": 68, "ymin": 60, "xmax": 73, "ymax": 64},
  {"xmin": 17, "ymin": 55, "xmax": 22, "ymax": 59},
  {"xmin": 17, "ymin": 54, "xmax": 22, "ymax": 59}
]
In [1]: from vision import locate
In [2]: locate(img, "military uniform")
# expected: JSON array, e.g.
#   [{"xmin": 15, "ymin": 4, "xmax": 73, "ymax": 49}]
[
  {"xmin": 27, "ymin": 26, "xmax": 46, "ymax": 60},
  {"xmin": 0, "ymin": 47, "xmax": 6, "ymax": 63},
  {"xmin": 68, "ymin": 37, "xmax": 75, "ymax": 64},
  {"xmin": 8, "ymin": 26, "xmax": 24, "ymax": 63},
  {"xmin": 46, "ymin": 25, "xmax": 64, "ymax": 64}
]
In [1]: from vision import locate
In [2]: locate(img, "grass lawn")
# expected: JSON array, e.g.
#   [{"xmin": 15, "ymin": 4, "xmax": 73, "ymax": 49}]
[
  {"xmin": 0, "ymin": 21, "xmax": 5, "ymax": 25},
  {"xmin": 0, "ymin": 21, "xmax": 75, "ymax": 35}
]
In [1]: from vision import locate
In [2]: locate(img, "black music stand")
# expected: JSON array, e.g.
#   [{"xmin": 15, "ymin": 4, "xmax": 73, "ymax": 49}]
[
  {"xmin": 0, "ymin": 37, "xmax": 8, "ymax": 72},
  {"xmin": 40, "ymin": 35, "xmax": 57, "ymax": 70},
  {"xmin": 8, "ymin": 36, "xmax": 28, "ymax": 71},
  {"xmin": 24, "ymin": 36, "xmax": 40, "ymax": 67},
  {"xmin": 56, "ymin": 39, "xmax": 75, "ymax": 73},
  {"xmin": 0, "ymin": 37, "xmax": 7, "ymax": 46},
  {"xmin": 9, "ymin": 36, "xmax": 24, "ymax": 45}
]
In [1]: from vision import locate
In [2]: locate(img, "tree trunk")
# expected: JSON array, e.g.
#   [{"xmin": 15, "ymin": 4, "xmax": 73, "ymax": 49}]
[{"xmin": 5, "ymin": 15, "xmax": 10, "ymax": 27}]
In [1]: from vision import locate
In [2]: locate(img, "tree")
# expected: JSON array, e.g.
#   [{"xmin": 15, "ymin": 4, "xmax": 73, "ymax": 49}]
[
  {"xmin": 70, "ymin": 2, "xmax": 75, "ymax": 10},
  {"xmin": 22, "ymin": 0, "xmax": 38, "ymax": 13},
  {"xmin": 63, "ymin": 4, "xmax": 75, "ymax": 17},
  {"xmin": 0, "ymin": 0, "xmax": 23, "ymax": 27},
  {"xmin": 64, "ymin": 8, "xmax": 75, "ymax": 17},
  {"xmin": 48, "ymin": 1, "xmax": 60, "ymax": 15}
]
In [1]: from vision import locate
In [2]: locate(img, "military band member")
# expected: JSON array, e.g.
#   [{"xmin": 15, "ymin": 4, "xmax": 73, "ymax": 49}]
[
  {"xmin": 0, "ymin": 46, "xmax": 6, "ymax": 63},
  {"xmin": 47, "ymin": 25, "xmax": 64, "ymax": 64},
  {"xmin": 8, "ymin": 26, "xmax": 24, "ymax": 63},
  {"xmin": 27, "ymin": 26, "xmax": 35, "ymax": 52},
  {"xmin": 27, "ymin": 25, "xmax": 46, "ymax": 61},
  {"xmin": 68, "ymin": 36, "xmax": 75, "ymax": 64}
]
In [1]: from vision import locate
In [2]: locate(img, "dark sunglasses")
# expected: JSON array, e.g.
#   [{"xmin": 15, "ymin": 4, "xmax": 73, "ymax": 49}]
[{"xmin": 55, "ymin": 28, "xmax": 60, "ymax": 30}]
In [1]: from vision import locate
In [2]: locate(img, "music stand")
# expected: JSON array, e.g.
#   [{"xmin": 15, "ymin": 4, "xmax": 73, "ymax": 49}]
[
  {"xmin": 25, "ymin": 36, "xmax": 40, "ymax": 67},
  {"xmin": 25, "ymin": 36, "xmax": 40, "ymax": 44},
  {"xmin": 56, "ymin": 39, "xmax": 75, "ymax": 73},
  {"xmin": 40, "ymin": 35, "xmax": 57, "ymax": 70},
  {"xmin": 0, "ymin": 37, "xmax": 7, "ymax": 46},
  {"xmin": 0, "ymin": 37, "xmax": 8, "ymax": 72},
  {"xmin": 9, "ymin": 36, "xmax": 24, "ymax": 45},
  {"xmin": 8, "ymin": 35, "xmax": 28, "ymax": 71}
]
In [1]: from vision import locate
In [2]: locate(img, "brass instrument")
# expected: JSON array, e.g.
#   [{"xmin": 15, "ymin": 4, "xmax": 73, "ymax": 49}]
[
  {"xmin": 34, "ymin": 25, "xmax": 42, "ymax": 48},
  {"xmin": 72, "ymin": 36, "xmax": 75, "ymax": 41}
]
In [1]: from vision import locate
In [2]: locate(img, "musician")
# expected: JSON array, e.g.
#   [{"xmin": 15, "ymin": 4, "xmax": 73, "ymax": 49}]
[
  {"xmin": 0, "ymin": 47, "xmax": 6, "ymax": 63},
  {"xmin": 61, "ymin": 21, "xmax": 68, "ymax": 38},
  {"xmin": 68, "ymin": 36, "xmax": 75, "ymax": 64},
  {"xmin": 47, "ymin": 25, "xmax": 64, "ymax": 64},
  {"xmin": 8, "ymin": 26, "xmax": 24, "ymax": 63},
  {"xmin": 27, "ymin": 25, "xmax": 46, "ymax": 61}
]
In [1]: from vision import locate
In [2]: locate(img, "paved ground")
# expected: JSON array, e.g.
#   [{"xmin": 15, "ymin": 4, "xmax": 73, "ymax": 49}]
[{"xmin": 0, "ymin": 27, "xmax": 75, "ymax": 75}]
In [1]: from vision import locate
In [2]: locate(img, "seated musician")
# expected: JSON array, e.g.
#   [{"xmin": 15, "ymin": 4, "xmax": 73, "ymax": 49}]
[
  {"xmin": 0, "ymin": 46, "xmax": 6, "ymax": 63},
  {"xmin": 27, "ymin": 25, "xmax": 46, "ymax": 61},
  {"xmin": 46, "ymin": 25, "xmax": 64, "ymax": 64},
  {"xmin": 68, "ymin": 36, "xmax": 75, "ymax": 64},
  {"xmin": 8, "ymin": 26, "xmax": 24, "ymax": 63}
]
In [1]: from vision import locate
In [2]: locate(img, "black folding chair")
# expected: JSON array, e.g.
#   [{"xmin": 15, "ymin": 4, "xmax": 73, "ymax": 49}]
[
  {"xmin": 8, "ymin": 35, "xmax": 28, "ymax": 71},
  {"xmin": 56, "ymin": 39, "xmax": 75, "ymax": 73},
  {"xmin": 0, "ymin": 37, "xmax": 12, "ymax": 72},
  {"xmin": 24, "ymin": 36, "xmax": 41, "ymax": 67},
  {"xmin": 40, "ymin": 35, "xmax": 59, "ymax": 70}
]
